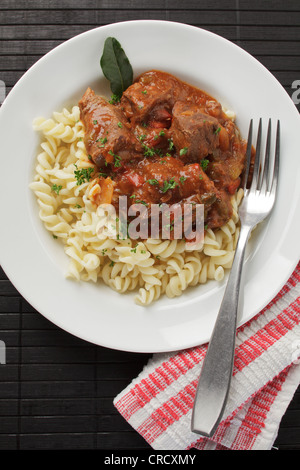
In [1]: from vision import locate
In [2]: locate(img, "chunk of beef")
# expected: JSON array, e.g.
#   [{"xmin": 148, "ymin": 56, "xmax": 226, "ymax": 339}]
[
  {"xmin": 170, "ymin": 101, "xmax": 220, "ymax": 161},
  {"xmin": 113, "ymin": 156, "xmax": 219, "ymax": 210},
  {"xmin": 206, "ymin": 191, "xmax": 233, "ymax": 230},
  {"xmin": 79, "ymin": 88, "xmax": 142, "ymax": 168},
  {"xmin": 206, "ymin": 129, "xmax": 247, "ymax": 195},
  {"xmin": 120, "ymin": 70, "xmax": 183, "ymax": 127},
  {"xmin": 112, "ymin": 156, "xmax": 220, "ymax": 238}
]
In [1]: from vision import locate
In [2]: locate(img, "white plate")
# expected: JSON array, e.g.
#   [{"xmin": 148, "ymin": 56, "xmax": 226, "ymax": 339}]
[{"xmin": 0, "ymin": 20, "xmax": 299, "ymax": 353}]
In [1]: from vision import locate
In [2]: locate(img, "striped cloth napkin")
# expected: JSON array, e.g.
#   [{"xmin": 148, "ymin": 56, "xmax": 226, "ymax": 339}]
[{"xmin": 114, "ymin": 262, "xmax": 300, "ymax": 450}]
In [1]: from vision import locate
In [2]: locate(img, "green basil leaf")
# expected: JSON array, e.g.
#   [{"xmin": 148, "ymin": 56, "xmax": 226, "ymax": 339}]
[{"xmin": 100, "ymin": 37, "xmax": 133, "ymax": 99}]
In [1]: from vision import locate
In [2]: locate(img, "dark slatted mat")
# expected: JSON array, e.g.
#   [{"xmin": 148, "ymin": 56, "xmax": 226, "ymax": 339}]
[{"xmin": 0, "ymin": 1, "xmax": 299, "ymax": 450}]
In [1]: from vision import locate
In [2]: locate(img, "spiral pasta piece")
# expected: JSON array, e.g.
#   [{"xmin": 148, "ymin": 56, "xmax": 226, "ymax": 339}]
[
  {"xmin": 33, "ymin": 117, "xmax": 82, "ymax": 144},
  {"xmin": 135, "ymin": 285, "xmax": 163, "ymax": 306}
]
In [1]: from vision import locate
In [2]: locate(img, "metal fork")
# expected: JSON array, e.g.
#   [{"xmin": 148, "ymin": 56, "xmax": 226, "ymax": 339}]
[{"xmin": 191, "ymin": 118, "xmax": 280, "ymax": 437}]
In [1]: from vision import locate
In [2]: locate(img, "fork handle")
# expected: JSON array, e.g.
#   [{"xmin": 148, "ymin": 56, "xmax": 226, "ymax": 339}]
[{"xmin": 191, "ymin": 223, "xmax": 252, "ymax": 437}]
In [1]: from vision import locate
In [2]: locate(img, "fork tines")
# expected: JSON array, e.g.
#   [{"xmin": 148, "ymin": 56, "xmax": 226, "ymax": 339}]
[{"xmin": 244, "ymin": 118, "xmax": 280, "ymax": 195}]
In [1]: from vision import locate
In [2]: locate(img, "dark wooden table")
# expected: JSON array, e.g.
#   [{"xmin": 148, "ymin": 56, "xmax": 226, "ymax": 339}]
[{"xmin": 0, "ymin": 1, "xmax": 299, "ymax": 450}]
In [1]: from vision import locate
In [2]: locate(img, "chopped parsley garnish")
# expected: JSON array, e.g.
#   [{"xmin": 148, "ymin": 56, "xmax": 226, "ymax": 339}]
[
  {"xmin": 96, "ymin": 137, "xmax": 107, "ymax": 147},
  {"xmin": 179, "ymin": 147, "xmax": 188, "ymax": 156},
  {"xmin": 200, "ymin": 159, "xmax": 209, "ymax": 171},
  {"xmin": 51, "ymin": 184, "xmax": 62, "ymax": 195},
  {"xmin": 108, "ymin": 150, "xmax": 122, "ymax": 168},
  {"xmin": 215, "ymin": 127, "xmax": 221, "ymax": 134},
  {"xmin": 154, "ymin": 130, "xmax": 165, "ymax": 140},
  {"xmin": 161, "ymin": 178, "xmax": 178, "ymax": 193},
  {"xmin": 117, "ymin": 121, "xmax": 123, "ymax": 128},
  {"xmin": 74, "ymin": 164, "xmax": 94, "ymax": 185},
  {"xmin": 168, "ymin": 138, "xmax": 175, "ymax": 151},
  {"xmin": 109, "ymin": 261, "xmax": 115, "ymax": 267},
  {"xmin": 114, "ymin": 155, "xmax": 122, "ymax": 167},
  {"xmin": 143, "ymin": 144, "xmax": 156, "ymax": 157},
  {"xmin": 141, "ymin": 90, "xmax": 147, "ymax": 95},
  {"xmin": 139, "ymin": 138, "xmax": 164, "ymax": 157},
  {"xmin": 179, "ymin": 176, "xmax": 187, "ymax": 184},
  {"xmin": 74, "ymin": 204, "xmax": 82, "ymax": 209},
  {"xmin": 164, "ymin": 222, "xmax": 174, "ymax": 232},
  {"xmin": 147, "ymin": 179, "xmax": 159, "ymax": 186},
  {"xmin": 130, "ymin": 195, "xmax": 148, "ymax": 205},
  {"xmin": 109, "ymin": 94, "xmax": 120, "ymax": 105},
  {"xmin": 93, "ymin": 120, "xmax": 98, "ymax": 125},
  {"xmin": 52, "ymin": 234, "xmax": 58, "ymax": 239},
  {"xmin": 135, "ymin": 199, "xmax": 148, "ymax": 206}
]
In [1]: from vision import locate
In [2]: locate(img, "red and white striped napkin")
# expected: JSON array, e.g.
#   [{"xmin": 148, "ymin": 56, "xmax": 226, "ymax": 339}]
[{"xmin": 114, "ymin": 262, "xmax": 300, "ymax": 450}]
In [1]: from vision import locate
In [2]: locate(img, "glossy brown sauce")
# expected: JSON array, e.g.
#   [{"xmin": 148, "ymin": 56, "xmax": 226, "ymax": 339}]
[{"xmin": 79, "ymin": 70, "xmax": 247, "ymax": 230}]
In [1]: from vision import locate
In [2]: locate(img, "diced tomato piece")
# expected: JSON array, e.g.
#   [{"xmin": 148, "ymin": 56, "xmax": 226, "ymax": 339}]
[
  {"xmin": 227, "ymin": 178, "xmax": 240, "ymax": 195},
  {"xmin": 149, "ymin": 108, "xmax": 172, "ymax": 129},
  {"xmin": 148, "ymin": 120, "xmax": 170, "ymax": 129},
  {"xmin": 155, "ymin": 108, "xmax": 172, "ymax": 121},
  {"xmin": 123, "ymin": 171, "xmax": 145, "ymax": 187},
  {"xmin": 105, "ymin": 152, "xmax": 114, "ymax": 164}
]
